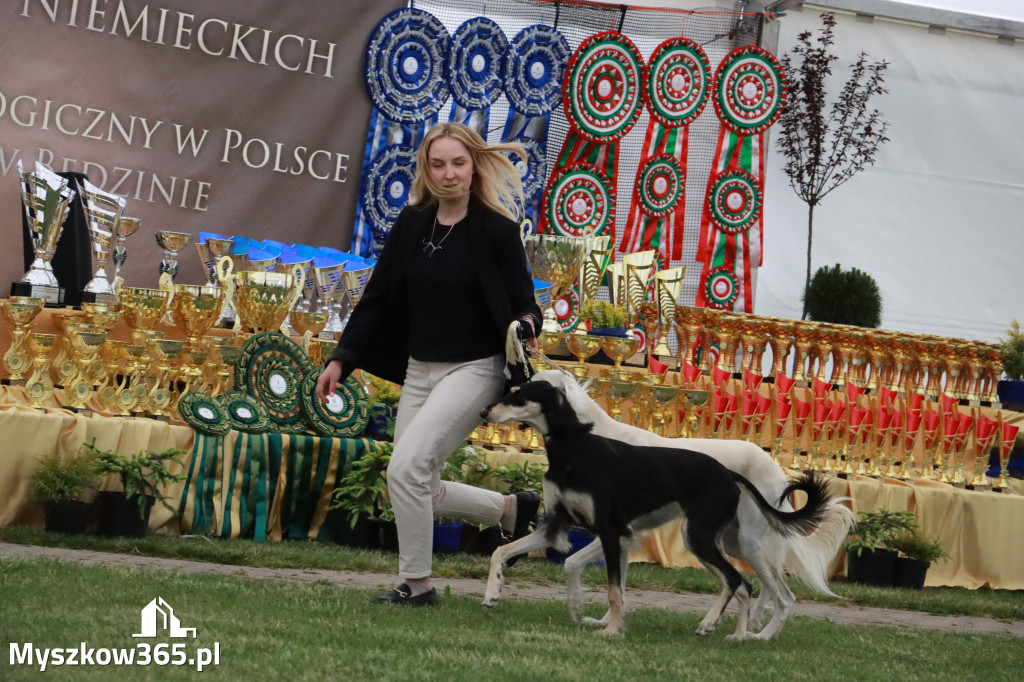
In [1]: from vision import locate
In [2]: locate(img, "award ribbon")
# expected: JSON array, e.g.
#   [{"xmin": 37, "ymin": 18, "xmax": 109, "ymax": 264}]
[
  {"xmin": 501, "ymin": 24, "xmax": 570, "ymax": 226},
  {"xmin": 696, "ymin": 46, "xmax": 787, "ymax": 312},
  {"xmin": 541, "ymin": 31, "xmax": 646, "ymax": 245},
  {"xmin": 620, "ymin": 38, "xmax": 710, "ymax": 264},
  {"xmin": 352, "ymin": 8, "xmax": 451, "ymax": 257},
  {"xmin": 448, "ymin": 18, "xmax": 508, "ymax": 137}
]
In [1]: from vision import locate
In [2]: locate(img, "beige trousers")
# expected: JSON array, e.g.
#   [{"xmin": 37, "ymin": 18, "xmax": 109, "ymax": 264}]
[{"xmin": 389, "ymin": 354, "xmax": 507, "ymax": 579}]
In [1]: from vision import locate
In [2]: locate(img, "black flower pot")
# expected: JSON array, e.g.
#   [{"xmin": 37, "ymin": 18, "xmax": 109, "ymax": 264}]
[
  {"xmin": 846, "ymin": 548, "xmax": 898, "ymax": 587},
  {"xmin": 98, "ymin": 491, "xmax": 154, "ymax": 538},
  {"xmin": 379, "ymin": 520, "xmax": 399, "ymax": 552},
  {"xmin": 44, "ymin": 501, "xmax": 91, "ymax": 535},
  {"xmin": 459, "ymin": 525, "xmax": 504, "ymax": 556},
  {"xmin": 893, "ymin": 558, "xmax": 930, "ymax": 589},
  {"xmin": 330, "ymin": 514, "xmax": 382, "ymax": 549}
]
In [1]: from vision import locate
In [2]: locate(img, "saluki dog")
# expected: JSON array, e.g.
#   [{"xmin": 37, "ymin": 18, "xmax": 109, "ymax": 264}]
[
  {"xmin": 480, "ymin": 379, "xmax": 834, "ymax": 639},
  {"xmin": 510, "ymin": 369, "xmax": 854, "ymax": 639}
]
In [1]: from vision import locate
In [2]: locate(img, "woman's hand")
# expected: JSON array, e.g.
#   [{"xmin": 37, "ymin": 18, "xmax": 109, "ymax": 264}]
[{"xmin": 316, "ymin": 360, "xmax": 343, "ymax": 402}]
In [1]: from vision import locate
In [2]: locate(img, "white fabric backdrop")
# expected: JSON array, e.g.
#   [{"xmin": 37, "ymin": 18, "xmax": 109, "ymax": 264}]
[{"xmin": 757, "ymin": 8, "xmax": 1024, "ymax": 344}]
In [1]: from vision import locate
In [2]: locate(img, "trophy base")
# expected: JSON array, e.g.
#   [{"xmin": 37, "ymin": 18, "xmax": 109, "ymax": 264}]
[
  {"xmin": 80, "ymin": 291, "xmax": 118, "ymax": 305},
  {"xmin": 1, "ymin": 378, "xmax": 26, "ymax": 387},
  {"xmin": 11, "ymin": 281, "xmax": 64, "ymax": 306},
  {"xmin": 145, "ymin": 414, "xmax": 171, "ymax": 423},
  {"xmin": 63, "ymin": 406, "xmax": 93, "ymax": 417}
]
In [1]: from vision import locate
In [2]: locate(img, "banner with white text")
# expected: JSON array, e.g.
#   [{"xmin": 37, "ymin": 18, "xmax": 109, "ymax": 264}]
[{"xmin": 0, "ymin": 0, "xmax": 402, "ymax": 289}]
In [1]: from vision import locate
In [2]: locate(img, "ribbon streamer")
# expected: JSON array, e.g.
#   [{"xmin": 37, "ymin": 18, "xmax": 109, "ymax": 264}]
[
  {"xmin": 696, "ymin": 46, "xmax": 787, "ymax": 312},
  {"xmin": 541, "ymin": 31, "xmax": 646, "ymax": 244},
  {"xmin": 352, "ymin": 8, "xmax": 451, "ymax": 257},
  {"xmin": 620, "ymin": 37, "xmax": 710, "ymax": 263}
]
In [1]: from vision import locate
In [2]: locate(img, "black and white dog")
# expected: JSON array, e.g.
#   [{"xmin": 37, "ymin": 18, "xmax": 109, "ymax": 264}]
[
  {"xmin": 480, "ymin": 380, "xmax": 832, "ymax": 639},
  {"xmin": 518, "ymin": 369, "xmax": 853, "ymax": 640}
]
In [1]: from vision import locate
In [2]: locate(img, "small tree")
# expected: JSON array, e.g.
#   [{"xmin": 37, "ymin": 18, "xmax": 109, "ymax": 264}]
[
  {"xmin": 776, "ymin": 13, "xmax": 890, "ymax": 318},
  {"xmin": 803, "ymin": 264, "xmax": 882, "ymax": 328}
]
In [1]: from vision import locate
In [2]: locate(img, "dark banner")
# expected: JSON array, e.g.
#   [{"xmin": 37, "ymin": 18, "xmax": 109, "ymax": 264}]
[{"xmin": 0, "ymin": 0, "xmax": 403, "ymax": 289}]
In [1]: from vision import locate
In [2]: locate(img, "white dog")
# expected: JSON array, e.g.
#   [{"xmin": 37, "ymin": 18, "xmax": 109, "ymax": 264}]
[{"xmin": 488, "ymin": 368, "xmax": 854, "ymax": 640}]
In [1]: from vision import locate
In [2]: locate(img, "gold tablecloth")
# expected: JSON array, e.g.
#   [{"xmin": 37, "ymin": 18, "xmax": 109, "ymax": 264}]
[{"xmin": 0, "ymin": 390, "xmax": 370, "ymax": 542}]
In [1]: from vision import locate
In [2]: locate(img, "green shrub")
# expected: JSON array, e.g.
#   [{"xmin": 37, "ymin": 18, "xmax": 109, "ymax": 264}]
[
  {"xmin": 998, "ymin": 320, "xmax": 1024, "ymax": 381},
  {"xmin": 29, "ymin": 449, "xmax": 100, "ymax": 504},
  {"xmin": 803, "ymin": 264, "xmax": 882, "ymax": 328}
]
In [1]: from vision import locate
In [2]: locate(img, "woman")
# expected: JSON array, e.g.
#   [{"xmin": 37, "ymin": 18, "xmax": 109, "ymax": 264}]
[{"xmin": 316, "ymin": 122, "xmax": 542, "ymax": 606}]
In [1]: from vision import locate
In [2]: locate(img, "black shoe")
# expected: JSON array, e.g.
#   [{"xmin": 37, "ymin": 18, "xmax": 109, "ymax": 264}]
[
  {"xmin": 373, "ymin": 583, "xmax": 439, "ymax": 607},
  {"xmin": 505, "ymin": 490, "xmax": 540, "ymax": 568}
]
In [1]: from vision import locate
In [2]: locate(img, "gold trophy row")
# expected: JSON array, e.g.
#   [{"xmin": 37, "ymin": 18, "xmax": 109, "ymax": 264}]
[
  {"xmin": 0, "ymin": 261, "xmax": 346, "ymax": 418},
  {"xmin": 673, "ymin": 306, "xmax": 1004, "ymax": 404}
]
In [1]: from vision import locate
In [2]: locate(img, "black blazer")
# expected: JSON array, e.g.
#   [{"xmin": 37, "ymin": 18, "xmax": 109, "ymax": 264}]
[{"xmin": 328, "ymin": 197, "xmax": 542, "ymax": 385}]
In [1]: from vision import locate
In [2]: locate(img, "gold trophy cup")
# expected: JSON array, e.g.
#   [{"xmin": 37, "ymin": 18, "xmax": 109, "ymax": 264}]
[
  {"xmin": 170, "ymin": 284, "xmax": 224, "ymax": 351},
  {"xmin": 24, "ymin": 332, "xmax": 58, "ymax": 408},
  {"xmin": 1, "ymin": 296, "xmax": 46, "ymax": 382},
  {"xmin": 524, "ymin": 235, "xmax": 591, "ymax": 333},
  {"xmin": 155, "ymin": 231, "xmax": 192, "ymax": 282}
]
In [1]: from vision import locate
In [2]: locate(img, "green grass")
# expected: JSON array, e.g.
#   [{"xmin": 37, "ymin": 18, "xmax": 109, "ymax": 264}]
[
  {"xmin": 2, "ymin": 526, "xmax": 1023, "ymax": 622},
  {"xmin": 0, "ymin": 558, "xmax": 1022, "ymax": 682}
]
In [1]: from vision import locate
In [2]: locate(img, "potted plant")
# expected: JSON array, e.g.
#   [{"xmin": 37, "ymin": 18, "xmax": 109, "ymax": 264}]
[
  {"xmin": 85, "ymin": 439, "xmax": 187, "ymax": 538},
  {"xmin": 997, "ymin": 320, "xmax": 1024, "ymax": 410},
  {"xmin": 581, "ymin": 299, "xmax": 630, "ymax": 337},
  {"xmin": 29, "ymin": 449, "xmax": 100, "ymax": 535},
  {"xmin": 803, "ymin": 264, "xmax": 883, "ymax": 328},
  {"xmin": 363, "ymin": 373, "xmax": 401, "ymax": 442},
  {"xmin": 328, "ymin": 441, "xmax": 395, "ymax": 549},
  {"xmin": 844, "ymin": 508, "xmax": 916, "ymax": 587},
  {"xmin": 886, "ymin": 533, "xmax": 949, "ymax": 589}
]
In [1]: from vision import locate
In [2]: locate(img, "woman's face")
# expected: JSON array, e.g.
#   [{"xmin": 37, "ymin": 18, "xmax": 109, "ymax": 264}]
[{"xmin": 427, "ymin": 136, "xmax": 474, "ymax": 198}]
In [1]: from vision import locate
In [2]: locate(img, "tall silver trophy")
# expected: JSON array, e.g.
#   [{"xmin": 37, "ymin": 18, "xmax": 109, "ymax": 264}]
[
  {"xmin": 14, "ymin": 161, "xmax": 76, "ymax": 305},
  {"xmin": 80, "ymin": 179, "xmax": 126, "ymax": 303}
]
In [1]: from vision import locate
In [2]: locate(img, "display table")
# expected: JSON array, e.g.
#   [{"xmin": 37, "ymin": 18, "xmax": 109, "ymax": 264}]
[{"xmin": 0, "ymin": 397, "xmax": 370, "ymax": 543}]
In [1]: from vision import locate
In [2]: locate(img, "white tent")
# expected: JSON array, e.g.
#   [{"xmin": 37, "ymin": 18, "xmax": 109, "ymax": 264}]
[{"xmin": 608, "ymin": 0, "xmax": 1024, "ymax": 343}]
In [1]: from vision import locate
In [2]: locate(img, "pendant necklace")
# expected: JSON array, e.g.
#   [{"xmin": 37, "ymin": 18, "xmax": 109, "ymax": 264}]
[{"xmin": 421, "ymin": 207, "xmax": 467, "ymax": 258}]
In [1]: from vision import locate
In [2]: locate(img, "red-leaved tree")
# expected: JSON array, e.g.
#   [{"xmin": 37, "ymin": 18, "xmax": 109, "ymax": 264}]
[{"xmin": 776, "ymin": 13, "xmax": 890, "ymax": 319}]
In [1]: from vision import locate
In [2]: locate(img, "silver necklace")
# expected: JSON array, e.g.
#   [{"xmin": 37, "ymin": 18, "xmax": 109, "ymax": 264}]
[{"xmin": 421, "ymin": 207, "xmax": 467, "ymax": 257}]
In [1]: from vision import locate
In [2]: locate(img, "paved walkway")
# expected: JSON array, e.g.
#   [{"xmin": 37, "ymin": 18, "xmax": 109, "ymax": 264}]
[{"xmin": 2, "ymin": 541, "xmax": 1022, "ymax": 638}]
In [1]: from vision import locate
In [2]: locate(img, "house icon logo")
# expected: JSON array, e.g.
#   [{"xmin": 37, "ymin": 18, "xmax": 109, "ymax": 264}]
[{"xmin": 133, "ymin": 597, "xmax": 197, "ymax": 639}]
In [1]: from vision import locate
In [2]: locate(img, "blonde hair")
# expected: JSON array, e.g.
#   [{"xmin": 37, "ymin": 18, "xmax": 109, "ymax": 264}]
[{"xmin": 409, "ymin": 122, "xmax": 525, "ymax": 221}]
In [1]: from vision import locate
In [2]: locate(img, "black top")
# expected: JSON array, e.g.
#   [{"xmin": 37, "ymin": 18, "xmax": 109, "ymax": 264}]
[
  {"xmin": 328, "ymin": 196, "xmax": 542, "ymax": 385},
  {"xmin": 406, "ymin": 219, "xmax": 502, "ymax": 362}
]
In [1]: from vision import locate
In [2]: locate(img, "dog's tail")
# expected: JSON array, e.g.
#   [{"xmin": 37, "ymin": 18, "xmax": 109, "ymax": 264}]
[
  {"xmin": 782, "ymin": 500, "xmax": 856, "ymax": 597},
  {"xmin": 731, "ymin": 470, "xmax": 831, "ymax": 538}
]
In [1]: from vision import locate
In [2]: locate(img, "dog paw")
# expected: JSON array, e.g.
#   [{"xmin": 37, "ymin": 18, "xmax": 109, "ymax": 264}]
[
  {"xmin": 695, "ymin": 623, "xmax": 717, "ymax": 636},
  {"xmin": 580, "ymin": 616, "xmax": 606, "ymax": 628},
  {"xmin": 724, "ymin": 632, "xmax": 749, "ymax": 643},
  {"xmin": 598, "ymin": 626, "xmax": 622, "ymax": 637},
  {"xmin": 481, "ymin": 596, "xmax": 499, "ymax": 608}
]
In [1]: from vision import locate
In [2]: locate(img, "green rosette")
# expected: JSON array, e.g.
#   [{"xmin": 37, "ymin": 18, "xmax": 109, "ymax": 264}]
[
  {"xmin": 178, "ymin": 392, "xmax": 231, "ymax": 436},
  {"xmin": 235, "ymin": 331, "xmax": 313, "ymax": 432},
  {"xmin": 219, "ymin": 391, "xmax": 271, "ymax": 434},
  {"xmin": 300, "ymin": 373, "xmax": 370, "ymax": 438}
]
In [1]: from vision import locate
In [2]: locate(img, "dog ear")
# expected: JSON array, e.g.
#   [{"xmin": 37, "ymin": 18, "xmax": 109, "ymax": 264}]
[{"xmin": 544, "ymin": 384, "xmax": 591, "ymax": 432}]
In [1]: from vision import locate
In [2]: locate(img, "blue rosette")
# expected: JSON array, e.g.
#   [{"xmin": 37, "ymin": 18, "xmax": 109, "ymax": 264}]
[
  {"xmin": 364, "ymin": 8, "xmax": 451, "ymax": 123},
  {"xmin": 449, "ymin": 17, "xmax": 508, "ymax": 113},
  {"xmin": 503, "ymin": 25, "xmax": 570, "ymax": 117},
  {"xmin": 361, "ymin": 145, "xmax": 417, "ymax": 240}
]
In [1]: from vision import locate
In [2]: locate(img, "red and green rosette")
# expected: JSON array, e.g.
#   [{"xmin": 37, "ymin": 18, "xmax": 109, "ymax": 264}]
[
  {"xmin": 543, "ymin": 162, "xmax": 616, "ymax": 239},
  {"xmin": 696, "ymin": 46, "xmax": 787, "ymax": 312},
  {"xmin": 621, "ymin": 37, "xmax": 709, "ymax": 262},
  {"xmin": 541, "ymin": 31, "xmax": 645, "ymax": 243}
]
